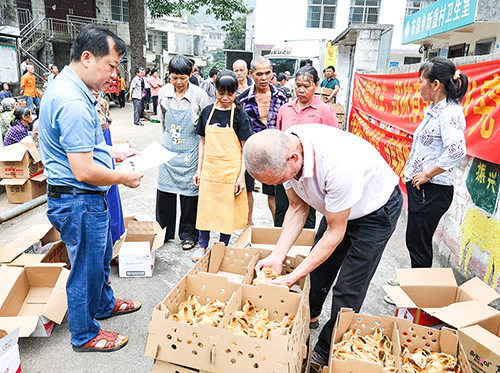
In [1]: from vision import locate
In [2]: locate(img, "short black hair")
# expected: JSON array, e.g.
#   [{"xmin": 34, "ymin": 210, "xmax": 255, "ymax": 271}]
[
  {"xmin": 145, "ymin": 68, "xmax": 151, "ymax": 75},
  {"xmin": 326, "ymin": 65, "xmax": 335, "ymax": 72},
  {"xmin": 135, "ymin": 67, "xmax": 144, "ymax": 75},
  {"xmin": 169, "ymin": 55, "xmax": 193, "ymax": 76},
  {"xmin": 70, "ymin": 25, "xmax": 126, "ymax": 62},
  {"xmin": 151, "ymin": 68, "xmax": 158, "ymax": 74},
  {"xmin": 209, "ymin": 67, "xmax": 219, "ymax": 78},
  {"xmin": 419, "ymin": 57, "xmax": 468, "ymax": 103},
  {"xmin": 216, "ymin": 70, "xmax": 243, "ymax": 110},
  {"xmin": 277, "ymin": 73, "xmax": 287, "ymax": 82},
  {"xmin": 296, "ymin": 65, "xmax": 319, "ymax": 85}
]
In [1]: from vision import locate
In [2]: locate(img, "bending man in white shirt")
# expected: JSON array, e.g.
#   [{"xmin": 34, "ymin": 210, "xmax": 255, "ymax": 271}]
[{"xmin": 244, "ymin": 124, "xmax": 403, "ymax": 369}]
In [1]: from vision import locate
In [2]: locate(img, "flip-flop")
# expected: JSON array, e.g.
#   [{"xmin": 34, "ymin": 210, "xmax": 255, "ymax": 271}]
[
  {"xmin": 384, "ymin": 295, "xmax": 395, "ymax": 305},
  {"xmin": 191, "ymin": 248, "xmax": 206, "ymax": 263},
  {"xmin": 387, "ymin": 277, "xmax": 400, "ymax": 286},
  {"xmin": 182, "ymin": 240, "xmax": 196, "ymax": 250}
]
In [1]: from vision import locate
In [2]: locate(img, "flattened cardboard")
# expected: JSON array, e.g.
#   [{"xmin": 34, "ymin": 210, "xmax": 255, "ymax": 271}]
[
  {"xmin": 458, "ymin": 324, "xmax": 500, "ymax": 373},
  {"xmin": 0, "ymin": 264, "xmax": 69, "ymax": 337},
  {"xmin": 0, "ymin": 224, "xmax": 67, "ymax": 266},
  {"xmin": 0, "ymin": 174, "xmax": 47, "ymax": 203},
  {"xmin": 0, "ymin": 138, "xmax": 43, "ymax": 179}
]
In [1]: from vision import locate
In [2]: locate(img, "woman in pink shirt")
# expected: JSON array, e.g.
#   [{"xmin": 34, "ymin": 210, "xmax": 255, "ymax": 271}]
[
  {"xmin": 277, "ymin": 66, "xmax": 338, "ymax": 132},
  {"xmin": 274, "ymin": 65, "xmax": 339, "ymax": 264},
  {"xmin": 149, "ymin": 68, "xmax": 163, "ymax": 115}
]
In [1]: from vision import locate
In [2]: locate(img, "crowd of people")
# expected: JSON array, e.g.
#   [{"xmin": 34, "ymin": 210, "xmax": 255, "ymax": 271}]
[{"xmin": 1, "ymin": 24, "xmax": 470, "ymax": 372}]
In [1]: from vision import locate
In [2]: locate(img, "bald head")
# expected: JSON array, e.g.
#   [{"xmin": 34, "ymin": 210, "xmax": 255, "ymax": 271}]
[
  {"xmin": 250, "ymin": 56, "xmax": 271, "ymax": 72},
  {"xmin": 244, "ymin": 130, "xmax": 292, "ymax": 180}
]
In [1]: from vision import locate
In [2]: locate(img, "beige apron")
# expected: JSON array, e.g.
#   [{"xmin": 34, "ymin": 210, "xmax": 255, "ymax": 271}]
[{"xmin": 196, "ymin": 103, "xmax": 248, "ymax": 234}]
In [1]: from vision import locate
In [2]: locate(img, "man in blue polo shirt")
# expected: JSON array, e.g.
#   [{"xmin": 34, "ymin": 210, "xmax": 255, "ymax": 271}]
[
  {"xmin": 320, "ymin": 65, "xmax": 340, "ymax": 104},
  {"xmin": 39, "ymin": 25, "xmax": 143, "ymax": 353}
]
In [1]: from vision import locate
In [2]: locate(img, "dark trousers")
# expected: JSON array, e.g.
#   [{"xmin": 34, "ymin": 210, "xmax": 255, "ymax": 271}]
[
  {"xmin": 274, "ymin": 184, "xmax": 316, "ymax": 229},
  {"xmin": 152, "ymin": 95, "xmax": 158, "ymax": 115},
  {"xmin": 118, "ymin": 90, "xmax": 125, "ymax": 108},
  {"xmin": 133, "ymin": 98, "xmax": 143, "ymax": 125},
  {"xmin": 406, "ymin": 181, "xmax": 453, "ymax": 268},
  {"xmin": 156, "ymin": 190, "xmax": 199, "ymax": 243},
  {"xmin": 312, "ymin": 187, "xmax": 402, "ymax": 360}
]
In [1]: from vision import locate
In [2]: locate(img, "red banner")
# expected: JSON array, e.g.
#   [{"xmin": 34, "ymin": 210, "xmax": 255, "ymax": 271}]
[
  {"xmin": 350, "ymin": 107, "xmax": 412, "ymax": 191},
  {"xmin": 351, "ymin": 59, "xmax": 500, "ymax": 164}
]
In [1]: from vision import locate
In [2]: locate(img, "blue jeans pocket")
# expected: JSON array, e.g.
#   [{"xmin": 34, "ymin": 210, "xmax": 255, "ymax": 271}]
[{"xmin": 47, "ymin": 211, "xmax": 80, "ymax": 246}]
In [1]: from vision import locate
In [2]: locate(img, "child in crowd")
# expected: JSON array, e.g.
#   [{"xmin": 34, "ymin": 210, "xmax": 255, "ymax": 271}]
[{"xmin": 192, "ymin": 70, "xmax": 254, "ymax": 262}]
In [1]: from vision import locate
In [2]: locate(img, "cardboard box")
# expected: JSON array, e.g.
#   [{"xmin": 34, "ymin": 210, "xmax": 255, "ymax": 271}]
[
  {"xmin": 113, "ymin": 217, "xmax": 166, "ymax": 277},
  {"xmin": 0, "ymin": 138, "xmax": 43, "ymax": 179},
  {"xmin": 328, "ymin": 309, "xmax": 402, "ymax": 373},
  {"xmin": 458, "ymin": 323, "xmax": 500, "ymax": 373},
  {"xmin": 235, "ymin": 226, "xmax": 315, "ymax": 258},
  {"xmin": 145, "ymin": 273, "xmax": 309, "ymax": 373},
  {"xmin": 396, "ymin": 319, "xmax": 472, "ymax": 373},
  {"xmin": 0, "ymin": 264, "xmax": 69, "ymax": 337},
  {"xmin": 0, "ymin": 328, "xmax": 20, "ymax": 373},
  {"xmin": 0, "ymin": 174, "xmax": 47, "ymax": 204},
  {"xmin": 383, "ymin": 268, "xmax": 500, "ymax": 327},
  {"xmin": 0, "ymin": 224, "xmax": 69, "ymax": 267}
]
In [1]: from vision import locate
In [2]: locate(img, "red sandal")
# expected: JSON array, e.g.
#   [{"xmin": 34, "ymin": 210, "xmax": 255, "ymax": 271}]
[
  {"xmin": 72, "ymin": 329, "xmax": 128, "ymax": 352},
  {"xmin": 95, "ymin": 298, "xmax": 141, "ymax": 320}
]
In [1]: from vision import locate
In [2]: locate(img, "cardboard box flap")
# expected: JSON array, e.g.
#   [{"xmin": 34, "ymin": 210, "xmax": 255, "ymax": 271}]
[
  {"xmin": 0, "ymin": 143, "xmax": 27, "ymax": 162},
  {"xmin": 457, "ymin": 276, "xmax": 500, "ymax": 304},
  {"xmin": 42, "ymin": 267, "xmax": 69, "ymax": 324},
  {"xmin": 20, "ymin": 137, "xmax": 41, "ymax": 162},
  {"xmin": 382, "ymin": 285, "xmax": 417, "ymax": 308},
  {"xmin": 459, "ymin": 325, "xmax": 500, "ymax": 355},
  {"xmin": 396, "ymin": 268, "xmax": 457, "ymax": 287},
  {"xmin": 0, "ymin": 316, "xmax": 39, "ymax": 337},
  {"xmin": 0, "ymin": 266, "xmax": 24, "ymax": 306},
  {"xmin": 31, "ymin": 174, "xmax": 47, "ymax": 182},
  {"xmin": 0, "ymin": 178, "xmax": 28, "ymax": 186},
  {"xmin": 428, "ymin": 300, "xmax": 500, "ymax": 329},
  {"xmin": 0, "ymin": 224, "xmax": 54, "ymax": 264}
]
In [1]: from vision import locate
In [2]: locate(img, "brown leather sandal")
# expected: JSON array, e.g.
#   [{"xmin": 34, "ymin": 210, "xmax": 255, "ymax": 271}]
[
  {"xmin": 72, "ymin": 329, "xmax": 128, "ymax": 352},
  {"xmin": 95, "ymin": 298, "xmax": 141, "ymax": 320}
]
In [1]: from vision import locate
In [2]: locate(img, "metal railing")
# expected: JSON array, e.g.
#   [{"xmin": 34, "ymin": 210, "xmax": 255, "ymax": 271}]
[
  {"xmin": 67, "ymin": 15, "xmax": 118, "ymax": 34},
  {"xmin": 18, "ymin": 46, "xmax": 50, "ymax": 81},
  {"xmin": 18, "ymin": 9, "xmax": 33, "ymax": 31}
]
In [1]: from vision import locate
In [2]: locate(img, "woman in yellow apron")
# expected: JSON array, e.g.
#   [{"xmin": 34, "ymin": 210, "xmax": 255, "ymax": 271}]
[{"xmin": 192, "ymin": 70, "xmax": 254, "ymax": 262}]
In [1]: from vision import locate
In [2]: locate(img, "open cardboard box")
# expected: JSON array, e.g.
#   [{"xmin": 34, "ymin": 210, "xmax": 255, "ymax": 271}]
[
  {"xmin": 190, "ymin": 243, "xmax": 308, "ymax": 292},
  {"xmin": 327, "ymin": 308, "xmax": 402, "ymax": 373},
  {"xmin": 383, "ymin": 268, "xmax": 500, "ymax": 327},
  {"xmin": 0, "ymin": 264, "xmax": 69, "ymax": 337},
  {"xmin": 0, "ymin": 328, "xmax": 20, "ymax": 373},
  {"xmin": 235, "ymin": 226, "xmax": 315, "ymax": 258},
  {"xmin": 145, "ymin": 273, "xmax": 309, "ymax": 373},
  {"xmin": 396, "ymin": 319, "xmax": 472, "ymax": 373},
  {"xmin": 458, "ymin": 316, "xmax": 500, "ymax": 373},
  {"xmin": 113, "ymin": 216, "xmax": 166, "ymax": 277},
  {"xmin": 0, "ymin": 224, "xmax": 69, "ymax": 267},
  {"xmin": 0, "ymin": 137, "xmax": 44, "ymax": 179},
  {"xmin": 0, "ymin": 174, "xmax": 47, "ymax": 203}
]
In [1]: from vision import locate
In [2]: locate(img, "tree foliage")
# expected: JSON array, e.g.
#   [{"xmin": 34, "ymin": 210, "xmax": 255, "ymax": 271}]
[
  {"xmin": 223, "ymin": 15, "xmax": 246, "ymax": 50},
  {"xmin": 146, "ymin": 0, "xmax": 248, "ymax": 35}
]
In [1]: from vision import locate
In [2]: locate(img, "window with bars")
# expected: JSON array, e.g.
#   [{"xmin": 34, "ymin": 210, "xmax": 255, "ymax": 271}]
[
  {"xmin": 162, "ymin": 33, "xmax": 168, "ymax": 51},
  {"xmin": 349, "ymin": 0, "xmax": 380, "ymax": 25},
  {"xmin": 111, "ymin": 0, "xmax": 129, "ymax": 22},
  {"xmin": 306, "ymin": 0, "xmax": 337, "ymax": 29},
  {"xmin": 404, "ymin": 0, "xmax": 437, "ymax": 18}
]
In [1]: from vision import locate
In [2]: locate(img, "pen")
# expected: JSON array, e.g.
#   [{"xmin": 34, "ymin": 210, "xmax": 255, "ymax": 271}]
[{"xmin": 422, "ymin": 188, "xmax": 425, "ymax": 202}]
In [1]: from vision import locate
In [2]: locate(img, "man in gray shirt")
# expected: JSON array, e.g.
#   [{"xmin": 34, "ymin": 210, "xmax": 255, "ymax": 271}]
[
  {"xmin": 201, "ymin": 67, "xmax": 219, "ymax": 105},
  {"xmin": 129, "ymin": 67, "xmax": 145, "ymax": 126}
]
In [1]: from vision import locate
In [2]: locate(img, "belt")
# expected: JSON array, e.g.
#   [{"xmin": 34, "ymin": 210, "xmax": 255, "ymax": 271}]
[{"xmin": 48, "ymin": 185, "xmax": 107, "ymax": 198}]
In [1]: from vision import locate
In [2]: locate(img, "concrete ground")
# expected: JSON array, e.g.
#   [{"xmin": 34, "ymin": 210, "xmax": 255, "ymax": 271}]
[{"xmin": 0, "ymin": 102, "xmax": 415, "ymax": 372}]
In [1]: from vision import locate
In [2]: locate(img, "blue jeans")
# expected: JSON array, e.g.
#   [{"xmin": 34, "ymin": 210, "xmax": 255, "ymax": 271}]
[
  {"xmin": 199, "ymin": 230, "xmax": 231, "ymax": 249},
  {"xmin": 46, "ymin": 192, "xmax": 115, "ymax": 346},
  {"xmin": 312, "ymin": 186, "xmax": 403, "ymax": 360},
  {"xmin": 25, "ymin": 95, "xmax": 40, "ymax": 112}
]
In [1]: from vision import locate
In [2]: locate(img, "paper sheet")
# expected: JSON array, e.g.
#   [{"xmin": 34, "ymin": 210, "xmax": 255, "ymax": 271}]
[{"xmin": 117, "ymin": 140, "xmax": 176, "ymax": 172}]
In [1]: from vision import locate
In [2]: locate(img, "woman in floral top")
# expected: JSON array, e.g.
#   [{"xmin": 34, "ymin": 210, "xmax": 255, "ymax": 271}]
[{"xmin": 403, "ymin": 57, "xmax": 468, "ymax": 269}]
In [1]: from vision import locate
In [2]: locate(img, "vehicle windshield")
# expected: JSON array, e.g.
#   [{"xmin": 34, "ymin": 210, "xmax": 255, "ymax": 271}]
[{"xmin": 268, "ymin": 58, "xmax": 298, "ymax": 78}]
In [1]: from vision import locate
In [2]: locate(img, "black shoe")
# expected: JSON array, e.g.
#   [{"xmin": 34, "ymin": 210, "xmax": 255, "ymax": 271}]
[
  {"xmin": 135, "ymin": 122, "xmax": 144, "ymax": 126},
  {"xmin": 310, "ymin": 319, "xmax": 320, "ymax": 329},
  {"xmin": 311, "ymin": 351, "xmax": 328, "ymax": 369}
]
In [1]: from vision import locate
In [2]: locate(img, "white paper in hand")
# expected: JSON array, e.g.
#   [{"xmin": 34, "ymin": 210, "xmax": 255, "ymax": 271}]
[{"xmin": 118, "ymin": 140, "xmax": 176, "ymax": 172}]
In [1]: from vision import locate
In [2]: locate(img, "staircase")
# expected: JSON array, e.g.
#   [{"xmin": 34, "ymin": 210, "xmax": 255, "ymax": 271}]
[{"xmin": 18, "ymin": 10, "xmax": 120, "ymax": 82}]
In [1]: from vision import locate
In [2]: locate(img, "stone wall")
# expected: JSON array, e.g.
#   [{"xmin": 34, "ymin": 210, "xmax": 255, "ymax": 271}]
[{"xmin": 372, "ymin": 53, "xmax": 500, "ymax": 297}]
